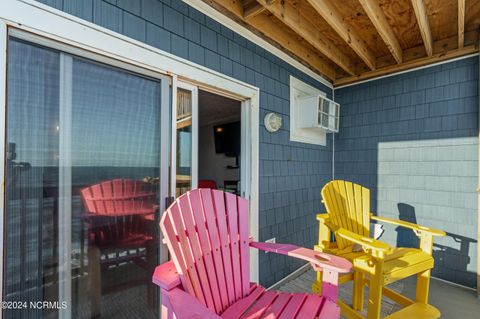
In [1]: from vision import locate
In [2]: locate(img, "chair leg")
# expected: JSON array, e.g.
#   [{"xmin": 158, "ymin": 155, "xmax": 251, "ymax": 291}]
[
  {"xmin": 312, "ymin": 270, "xmax": 323, "ymax": 295},
  {"xmin": 353, "ymin": 271, "xmax": 365, "ymax": 311},
  {"xmin": 367, "ymin": 263, "xmax": 383, "ymax": 319},
  {"xmin": 416, "ymin": 269, "xmax": 431, "ymax": 304},
  {"xmin": 88, "ymin": 245, "xmax": 102, "ymax": 319}
]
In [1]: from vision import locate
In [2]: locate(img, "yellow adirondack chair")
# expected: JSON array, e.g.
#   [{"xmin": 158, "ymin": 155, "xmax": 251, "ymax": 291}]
[{"xmin": 312, "ymin": 180, "xmax": 445, "ymax": 319}]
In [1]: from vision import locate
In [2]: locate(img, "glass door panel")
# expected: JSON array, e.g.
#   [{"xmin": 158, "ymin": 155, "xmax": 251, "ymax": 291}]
[
  {"xmin": 69, "ymin": 57, "xmax": 162, "ymax": 319},
  {"xmin": 4, "ymin": 38, "xmax": 60, "ymax": 319},
  {"xmin": 174, "ymin": 83, "xmax": 197, "ymax": 197},
  {"xmin": 4, "ymin": 36, "xmax": 169, "ymax": 319}
]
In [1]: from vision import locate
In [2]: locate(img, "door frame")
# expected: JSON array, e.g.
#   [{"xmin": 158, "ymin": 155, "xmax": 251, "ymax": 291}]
[
  {"xmin": 3, "ymin": 28, "xmax": 172, "ymax": 319},
  {"xmin": 171, "ymin": 80, "xmax": 199, "ymax": 194},
  {"xmin": 0, "ymin": 2, "xmax": 261, "ymax": 315}
]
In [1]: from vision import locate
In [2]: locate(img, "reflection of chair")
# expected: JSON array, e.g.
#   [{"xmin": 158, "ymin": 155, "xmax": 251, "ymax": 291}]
[
  {"xmin": 152, "ymin": 189, "xmax": 352, "ymax": 318},
  {"xmin": 81, "ymin": 179, "xmax": 158, "ymax": 318},
  {"xmin": 198, "ymin": 179, "xmax": 217, "ymax": 189},
  {"xmin": 313, "ymin": 180, "xmax": 445, "ymax": 319}
]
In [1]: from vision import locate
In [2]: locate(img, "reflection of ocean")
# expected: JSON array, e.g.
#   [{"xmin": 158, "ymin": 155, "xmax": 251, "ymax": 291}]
[
  {"xmin": 4, "ymin": 165, "xmax": 160, "ymax": 316},
  {"xmin": 7, "ymin": 166, "xmax": 159, "ymax": 190}
]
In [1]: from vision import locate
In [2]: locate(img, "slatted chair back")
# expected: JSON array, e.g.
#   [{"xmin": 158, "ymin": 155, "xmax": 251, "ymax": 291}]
[
  {"xmin": 160, "ymin": 189, "xmax": 250, "ymax": 314},
  {"xmin": 81, "ymin": 179, "xmax": 157, "ymax": 245},
  {"xmin": 322, "ymin": 180, "xmax": 371, "ymax": 250}
]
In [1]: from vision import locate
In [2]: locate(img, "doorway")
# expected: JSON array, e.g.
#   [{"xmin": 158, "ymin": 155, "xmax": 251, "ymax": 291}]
[
  {"xmin": 173, "ymin": 84, "xmax": 244, "ymax": 198},
  {"xmin": 198, "ymin": 90, "xmax": 242, "ymax": 195},
  {"xmin": 171, "ymin": 81, "xmax": 258, "ymax": 281}
]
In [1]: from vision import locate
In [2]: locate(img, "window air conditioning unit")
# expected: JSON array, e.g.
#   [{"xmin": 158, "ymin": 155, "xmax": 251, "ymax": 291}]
[{"xmin": 297, "ymin": 95, "xmax": 340, "ymax": 133}]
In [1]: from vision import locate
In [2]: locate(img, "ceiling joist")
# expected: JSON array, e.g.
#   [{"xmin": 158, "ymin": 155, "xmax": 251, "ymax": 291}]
[
  {"xmin": 200, "ymin": 0, "xmax": 479, "ymax": 86},
  {"xmin": 255, "ymin": 0, "xmax": 356, "ymax": 75},
  {"xmin": 204, "ymin": 0, "xmax": 337, "ymax": 80},
  {"xmin": 358, "ymin": 0, "xmax": 403, "ymax": 64},
  {"xmin": 305, "ymin": 0, "xmax": 377, "ymax": 70},
  {"xmin": 243, "ymin": 1, "xmax": 267, "ymax": 19},
  {"xmin": 410, "ymin": 0, "xmax": 433, "ymax": 56},
  {"xmin": 458, "ymin": 0, "xmax": 465, "ymax": 48},
  {"xmin": 337, "ymin": 45, "xmax": 477, "ymax": 86}
]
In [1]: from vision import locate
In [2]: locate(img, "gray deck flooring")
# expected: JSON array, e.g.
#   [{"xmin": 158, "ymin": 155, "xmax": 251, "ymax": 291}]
[
  {"xmin": 68, "ymin": 263, "xmax": 480, "ymax": 319},
  {"xmin": 275, "ymin": 267, "xmax": 480, "ymax": 319}
]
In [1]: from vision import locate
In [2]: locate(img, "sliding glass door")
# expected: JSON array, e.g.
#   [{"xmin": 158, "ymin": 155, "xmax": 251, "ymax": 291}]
[{"xmin": 4, "ymin": 36, "xmax": 170, "ymax": 319}]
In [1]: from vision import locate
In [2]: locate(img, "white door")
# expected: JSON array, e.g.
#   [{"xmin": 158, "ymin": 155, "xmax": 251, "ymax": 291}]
[{"xmin": 172, "ymin": 81, "xmax": 198, "ymax": 197}]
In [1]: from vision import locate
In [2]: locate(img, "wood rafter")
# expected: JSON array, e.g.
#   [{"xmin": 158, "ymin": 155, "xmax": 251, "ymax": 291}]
[
  {"xmin": 202, "ymin": 0, "xmax": 337, "ymax": 80},
  {"xmin": 410, "ymin": 0, "xmax": 433, "ymax": 56},
  {"xmin": 305, "ymin": 0, "xmax": 376, "ymax": 70},
  {"xmin": 358, "ymin": 0, "xmax": 403, "ymax": 64},
  {"xmin": 336, "ymin": 42, "xmax": 478, "ymax": 86},
  {"xmin": 458, "ymin": 0, "xmax": 465, "ymax": 48},
  {"xmin": 199, "ymin": 0, "xmax": 480, "ymax": 85},
  {"xmin": 255, "ymin": 0, "xmax": 356, "ymax": 75},
  {"xmin": 243, "ymin": 1, "xmax": 267, "ymax": 19}
]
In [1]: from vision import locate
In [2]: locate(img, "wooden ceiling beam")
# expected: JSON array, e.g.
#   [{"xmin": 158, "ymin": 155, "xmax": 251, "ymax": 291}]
[
  {"xmin": 410, "ymin": 0, "xmax": 433, "ymax": 56},
  {"xmin": 335, "ymin": 39, "xmax": 478, "ymax": 86},
  {"xmin": 243, "ymin": 1, "xmax": 267, "ymax": 19},
  {"xmin": 305, "ymin": 0, "xmax": 376, "ymax": 70},
  {"xmin": 458, "ymin": 0, "xmax": 465, "ymax": 48},
  {"xmin": 358, "ymin": 0, "xmax": 403, "ymax": 64},
  {"xmin": 255, "ymin": 0, "xmax": 356, "ymax": 75},
  {"xmin": 202, "ymin": 0, "xmax": 337, "ymax": 80}
]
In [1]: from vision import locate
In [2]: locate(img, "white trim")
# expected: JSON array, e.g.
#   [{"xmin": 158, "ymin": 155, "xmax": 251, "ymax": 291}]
[
  {"xmin": 289, "ymin": 76, "xmax": 327, "ymax": 146},
  {"xmin": 335, "ymin": 52, "xmax": 480, "ymax": 89},
  {"xmin": 170, "ymin": 75, "xmax": 178, "ymax": 198},
  {"xmin": 182, "ymin": 0, "xmax": 333, "ymax": 90},
  {"xmin": 58, "ymin": 53, "xmax": 73, "ymax": 319},
  {"xmin": 177, "ymin": 82, "xmax": 199, "ymax": 189},
  {"xmin": 0, "ymin": 20, "xmax": 6, "ymax": 319},
  {"xmin": 0, "ymin": 0, "xmax": 260, "ymax": 284},
  {"xmin": 159, "ymin": 73, "xmax": 171, "ymax": 267},
  {"xmin": 248, "ymin": 91, "xmax": 260, "ymax": 282}
]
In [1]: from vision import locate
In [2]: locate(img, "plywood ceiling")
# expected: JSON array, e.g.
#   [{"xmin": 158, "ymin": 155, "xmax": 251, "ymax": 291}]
[
  {"xmin": 202, "ymin": 0, "xmax": 480, "ymax": 86},
  {"xmin": 199, "ymin": 90, "xmax": 241, "ymax": 126}
]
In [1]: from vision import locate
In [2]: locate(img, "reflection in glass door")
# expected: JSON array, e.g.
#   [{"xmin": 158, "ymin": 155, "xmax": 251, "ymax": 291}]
[
  {"xmin": 174, "ymin": 83, "xmax": 198, "ymax": 197},
  {"xmin": 4, "ymin": 37, "xmax": 170, "ymax": 319}
]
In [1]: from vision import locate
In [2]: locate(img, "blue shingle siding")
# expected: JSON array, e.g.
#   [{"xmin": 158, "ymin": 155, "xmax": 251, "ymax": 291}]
[
  {"xmin": 93, "ymin": 0, "xmax": 123, "ymax": 33},
  {"xmin": 64, "ymin": 0, "xmax": 93, "ymax": 21},
  {"xmin": 40, "ymin": 0, "xmax": 333, "ymax": 287},
  {"xmin": 335, "ymin": 57, "xmax": 479, "ymax": 288}
]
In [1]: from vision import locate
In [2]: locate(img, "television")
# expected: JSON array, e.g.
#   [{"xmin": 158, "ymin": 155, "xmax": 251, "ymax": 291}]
[{"xmin": 213, "ymin": 121, "xmax": 240, "ymax": 157}]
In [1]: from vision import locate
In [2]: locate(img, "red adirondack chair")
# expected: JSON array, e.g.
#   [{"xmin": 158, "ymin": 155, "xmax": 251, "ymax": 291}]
[
  {"xmin": 152, "ymin": 189, "xmax": 352, "ymax": 319},
  {"xmin": 198, "ymin": 179, "xmax": 217, "ymax": 189},
  {"xmin": 81, "ymin": 179, "xmax": 159, "ymax": 317}
]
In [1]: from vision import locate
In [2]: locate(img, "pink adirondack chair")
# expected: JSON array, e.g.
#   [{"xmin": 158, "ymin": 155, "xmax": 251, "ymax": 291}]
[{"xmin": 152, "ymin": 189, "xmax": 352, "ymax": 319}]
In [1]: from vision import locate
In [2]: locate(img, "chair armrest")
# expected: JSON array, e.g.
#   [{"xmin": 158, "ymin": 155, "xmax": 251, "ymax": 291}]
[
  {"xmin": 316, "ymin": 213, "xmax": 332, "ymax": 251},
  {"xmin": 249, "ymin": 241, "xmax": 351, "ymax": 273},
  {"xmin": 166, "ymin": 287, "xmax": 221, "ymax": 319},
  {"xmin": 152, "ymin": 261, "xmax": 181, "ymax": 291},
  {"xmin": 328, "ymin": 223, "xmax": 392, "ymax": 259},
  {"xmin": 370, "ymin": 215, "xmax": 446, "ymax": 237},
  {"xmin": 317, "ymin": 213, "xmax": 329, "ymax": 221}
]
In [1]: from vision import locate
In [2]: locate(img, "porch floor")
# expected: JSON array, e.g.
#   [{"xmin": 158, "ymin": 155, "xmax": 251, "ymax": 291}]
[{"xmin": 275, "ymin": 267, "xmax": 480, "ymax": 319}]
